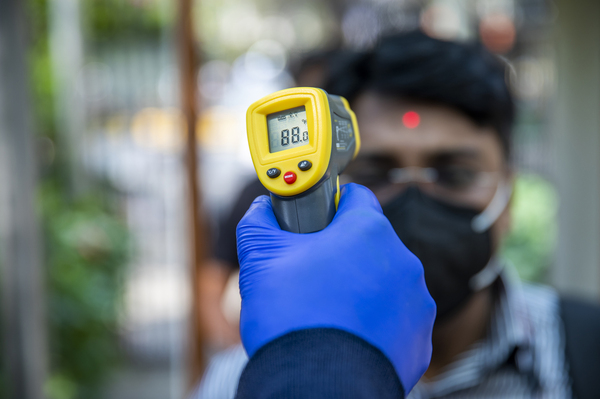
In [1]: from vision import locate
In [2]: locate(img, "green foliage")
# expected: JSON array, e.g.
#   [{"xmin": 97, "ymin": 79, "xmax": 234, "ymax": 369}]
[
  {"xmin": 83, "ymin": 0, "xmax": 170, "ymax": 43},
  {"xmin": 500, "ymin": 173, "xmax": 558, "ymax": 282},
  {"xmin": 40, "ymin": 181, "xmax": 130, "ymax": 399},
  {"xmin": 28, "ymin": 0, "xmax": 56, "ymax": 139},
  {"xmin": 16, "ymin": 0, "xmax": 164, "ymax": 397},
  {"xmin": 44, "ymin": 373, "xmax": 78, "ymax": 399}
]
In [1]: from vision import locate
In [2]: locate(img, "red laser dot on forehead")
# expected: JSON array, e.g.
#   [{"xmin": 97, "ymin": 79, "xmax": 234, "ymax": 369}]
[{"xmin": 402, "ymin": 111, "xmax": 420, "ymax": 129}]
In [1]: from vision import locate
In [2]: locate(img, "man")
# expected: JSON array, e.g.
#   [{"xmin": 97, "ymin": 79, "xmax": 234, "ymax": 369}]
[{"xmin": 196, "ymin": 31, "xmax": 598, "ymax": 398}]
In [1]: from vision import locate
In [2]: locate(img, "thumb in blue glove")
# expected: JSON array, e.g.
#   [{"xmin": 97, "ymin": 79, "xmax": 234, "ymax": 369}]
[{"xmin": 236, "ymin": 183, "xmax": 436, "ymax": 392}]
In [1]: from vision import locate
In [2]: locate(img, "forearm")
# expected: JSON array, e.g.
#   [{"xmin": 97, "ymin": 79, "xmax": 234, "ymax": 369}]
[
  {"xmin": 236, "ymin": 328, "xmax": 405, "ymax": 399},
  {"xmin": 198, "ymin": 260, "xmax": 240, "ymax": 348}
]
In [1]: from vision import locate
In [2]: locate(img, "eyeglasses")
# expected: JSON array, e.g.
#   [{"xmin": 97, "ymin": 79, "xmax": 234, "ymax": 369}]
[{"xmin": 343, "ymin": 166, "xmax": 500, "ymax": 207}]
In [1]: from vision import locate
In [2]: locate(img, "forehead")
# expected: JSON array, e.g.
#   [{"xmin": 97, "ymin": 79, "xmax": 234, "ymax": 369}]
[{"xmin": 353, "ymin": 93, "xmax": 505, "ymax": 167}]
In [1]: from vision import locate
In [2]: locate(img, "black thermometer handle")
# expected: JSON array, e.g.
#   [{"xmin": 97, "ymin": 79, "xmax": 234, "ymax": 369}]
[{"xmin": 271, "ymin": 175, "xmax": 337, "ymax": 234}]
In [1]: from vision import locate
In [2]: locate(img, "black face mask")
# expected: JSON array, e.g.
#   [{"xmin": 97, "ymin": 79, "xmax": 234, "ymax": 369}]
[{"xmin": 382, "ymin": 187, "xmax": 494, "ymax": 320}]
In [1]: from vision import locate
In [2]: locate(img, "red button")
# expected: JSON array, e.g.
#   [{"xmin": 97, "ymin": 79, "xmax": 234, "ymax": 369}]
[{"xmin": 283, "ymin": 171, "xmax": 297, "ymax": 184}]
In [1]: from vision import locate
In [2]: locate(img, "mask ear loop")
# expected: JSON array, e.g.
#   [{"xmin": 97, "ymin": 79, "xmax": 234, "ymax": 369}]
[
  {"xmin": 469, "ymin": 180, "xmax": 513, "ymax": 291},
  {"xmin": 471, "ymin": 179, "xmax": 512, "ymax": 233}
]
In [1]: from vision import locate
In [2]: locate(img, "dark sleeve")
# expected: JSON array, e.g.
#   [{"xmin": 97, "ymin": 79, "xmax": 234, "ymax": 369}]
[
  {"xmin": 560, "ymin": 296, "xmax": 600, "ymax": 399},
  {"xmin": 235, "ymin": 328, "xmax": 405, "ymax": 399},
  {"xmin": 213, "ymin": 179, "xmax": 269, "ymax": 268}
]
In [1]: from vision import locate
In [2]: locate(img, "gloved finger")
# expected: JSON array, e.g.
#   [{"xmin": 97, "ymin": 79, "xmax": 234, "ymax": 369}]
[
  {"xmin": 335, "ymin": 183, "xmax": 384, "ymax": 217},
  {"xmin": 236, "ymin": 195, "xmax": 281, "ymax": 234}
]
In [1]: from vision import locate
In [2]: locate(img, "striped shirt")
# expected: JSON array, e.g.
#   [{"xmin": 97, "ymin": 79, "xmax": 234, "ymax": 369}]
[{"xmin": 192, "ymin": 273, "xmax": 572, "ymax": 399}]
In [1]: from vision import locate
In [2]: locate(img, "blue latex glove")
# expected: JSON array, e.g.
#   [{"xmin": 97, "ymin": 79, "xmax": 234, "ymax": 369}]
[{"xmin": 236, "ymin": 183, "xmax": 436, "ymax": 392}]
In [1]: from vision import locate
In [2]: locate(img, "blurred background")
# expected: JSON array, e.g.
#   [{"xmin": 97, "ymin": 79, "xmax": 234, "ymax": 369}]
[{"xmin": 1, "ymin": 0, "xmax": 598, "ymax": 398}]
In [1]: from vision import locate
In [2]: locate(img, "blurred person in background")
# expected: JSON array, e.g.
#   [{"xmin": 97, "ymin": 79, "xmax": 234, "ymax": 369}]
[{"xmin": 195, "ymin": 31, "xmax": 600, "ymax": 399}]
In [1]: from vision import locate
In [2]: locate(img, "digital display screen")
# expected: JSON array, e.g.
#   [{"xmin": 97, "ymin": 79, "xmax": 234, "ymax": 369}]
[{"xmin": 267, "ymin": 106, "xmax": 309, "ymax": 153}]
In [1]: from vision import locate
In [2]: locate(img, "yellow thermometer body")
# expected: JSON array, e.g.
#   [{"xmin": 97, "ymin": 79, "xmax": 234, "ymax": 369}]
[{"xmin": 246, "ymin": 87, "xmax": 360, "ymax": 233}]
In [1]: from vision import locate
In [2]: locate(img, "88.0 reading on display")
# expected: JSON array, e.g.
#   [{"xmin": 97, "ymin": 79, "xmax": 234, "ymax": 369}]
[{"xmin": 267, "ymin": 106, "xmax": 309, "ymax": 153}]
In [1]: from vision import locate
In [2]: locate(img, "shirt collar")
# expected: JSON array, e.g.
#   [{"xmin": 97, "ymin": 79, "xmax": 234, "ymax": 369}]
[{"xmin": 412, "ymin": 268, "xmax": 538, "ymax": 398}]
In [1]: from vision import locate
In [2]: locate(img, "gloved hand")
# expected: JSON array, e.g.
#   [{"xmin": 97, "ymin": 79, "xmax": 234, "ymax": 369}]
[{"xmin": 236, "ymin": 183, "xmax": 436, "ymax": 392}]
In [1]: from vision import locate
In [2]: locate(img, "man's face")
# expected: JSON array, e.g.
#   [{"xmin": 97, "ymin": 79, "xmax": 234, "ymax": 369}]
[{"xmin": 346, "ymin": 92, "xmax": 512, "ymax": 249}]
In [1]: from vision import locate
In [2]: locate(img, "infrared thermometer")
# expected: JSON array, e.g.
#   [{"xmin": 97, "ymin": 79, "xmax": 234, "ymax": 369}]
[{"xmin": 246, "ymin": 87, "xmax": 360, "ymax": 233}]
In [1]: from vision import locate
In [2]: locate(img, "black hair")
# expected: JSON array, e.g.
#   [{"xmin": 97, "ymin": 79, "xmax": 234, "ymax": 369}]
[
  {"xmin": 324, "ymin": 31, "xmax": 515, "ymax": 158},
  {"xmin": 291, "ymin": 49, "xmax": 357, "ymax": 89}
]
